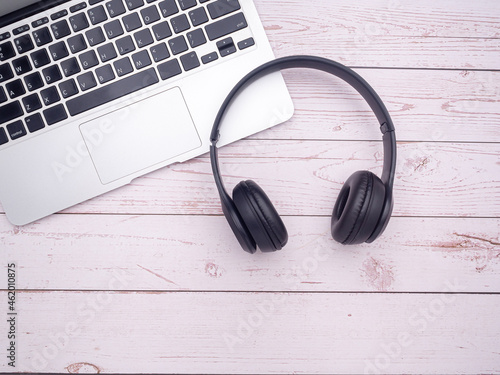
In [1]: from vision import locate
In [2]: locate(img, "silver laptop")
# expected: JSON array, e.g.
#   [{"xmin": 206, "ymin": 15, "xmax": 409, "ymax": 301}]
[{"xmin": 0, "ymin": 0, "xmax": 293, "ymax": 225}]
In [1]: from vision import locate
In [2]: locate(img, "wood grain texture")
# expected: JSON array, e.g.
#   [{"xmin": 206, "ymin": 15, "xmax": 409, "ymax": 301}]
[
  {"xmin": 2, "ymin": 216, "xmax": 498, "ymax": 292},
  {"xmin": 250, "ymin": 69, "xmax": 500, "ymax": 143},
  {"xmin": 257, "ymin": 0, "xmax": 500, "ymax": 69},
  {"xmin": 6, "ymin": 292, "xmax": 500, "ymax": 374},
  {"xmin": 256, "ymin": 0, "xmax": 500, "ymax": 39},
  {"xmin": 2, "ymin": 141, "xmax": 496, "ymax": 217},
  {"xmin": 271, "ymin": 36, "xmax": 500, "ymax": 70}
]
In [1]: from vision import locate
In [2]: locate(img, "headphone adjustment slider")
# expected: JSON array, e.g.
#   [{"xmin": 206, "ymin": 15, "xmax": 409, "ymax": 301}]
[{"xmin": 380, "ymin": 122, "xmax": 395, "ymax": 134}]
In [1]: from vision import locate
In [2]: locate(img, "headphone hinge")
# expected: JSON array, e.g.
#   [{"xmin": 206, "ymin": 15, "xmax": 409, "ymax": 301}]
[{"xmin": 380, "ymin": 122, "xmax": 395, "ymax": 134}]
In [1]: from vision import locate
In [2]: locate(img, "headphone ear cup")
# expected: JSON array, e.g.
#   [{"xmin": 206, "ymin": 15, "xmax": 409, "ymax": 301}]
[
  {"xmin": 331, "ymin": 171, "xmax": 386, "ymax": 245},
  {"xmin": 220, "ymin": 196, "xmax": 257, "ymax": 254},
  {"xmin": 233, "ymin": 180, "xmax": 288, "ymax": 252}
]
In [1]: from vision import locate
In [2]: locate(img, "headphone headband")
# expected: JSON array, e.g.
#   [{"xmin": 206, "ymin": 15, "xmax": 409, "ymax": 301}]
[
  {"xmin": 210, "ymin": 55, "xmax": 397, "ymax": 252},
  {"xmin": 210, "ymin": 55, "xmax": 396, "ymax": 188}
]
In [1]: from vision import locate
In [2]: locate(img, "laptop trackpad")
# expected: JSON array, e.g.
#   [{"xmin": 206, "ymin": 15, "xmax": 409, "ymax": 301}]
[{"xmin": 80, "ymin": 87, "xmax": 201, "ymax": 185}]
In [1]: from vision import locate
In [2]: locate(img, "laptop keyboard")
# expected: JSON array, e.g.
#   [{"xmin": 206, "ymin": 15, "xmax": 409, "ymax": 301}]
[{"xmin": 0, "ymin": 0, "xmax": 256, "ymax": 146}]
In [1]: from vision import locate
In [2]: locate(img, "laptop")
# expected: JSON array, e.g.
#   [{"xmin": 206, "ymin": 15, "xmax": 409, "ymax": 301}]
[{"xmin": 0, "ymin": 0, "xmax": 293, "ymax": 225}]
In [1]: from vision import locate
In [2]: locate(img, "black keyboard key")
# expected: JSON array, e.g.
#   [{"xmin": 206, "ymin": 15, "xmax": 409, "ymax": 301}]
[
  {"xmin": 70, "ymin": 2, "xmax": 88, "ymax": 13},
  {"xmin": 126, "ymin": 0, "xmax": 144, "ymax": 10},
  {"xmin": 12, "ymin": 56, "xmax": 32, "ymax": 76},
  {"xmin": 95, "ymin": 64, "xmax": 115, "ymax": 84},
  {"xmin": 238, "ymin": 37, "xmax": 254, "ymax": 50},
  {"xmin": 180, "ymin": 51, "xmax": 199, "ymax": 71},
  {"xmin": 217, "ymin": 37, "xmax": 236, "ymax": 56},
  {"xmin": 171, "ymin": 14, "xmax": 190, "ymax": 33},
  {"xmin": 0, "ymin": 63, "xmax": 14, "ymax": 83},
  {"xmin": 24, "ymin": 72, "xmax": 44, "ymax": 91},
  {"xmin": 187, "ymin": 28, "xmax": 206, "ymax": 48},
  {"xmin": 113, "ymin": 57, "xmax": 133, "ymax": 76},
  {"xmin": 178, "ymin": 0, "xmax": 196, "ymax": 10},
  {"xmin": 13, "ymin": 26, "xmax": 29, "ymax": 35},
  {"xmin": 49, "ymin": 41, "xmax": 69, "ymax": 61},
  {"xmin": 132, "ymin": 50, "xmax": 151, "ymax": 69},
  {"xmin": 51, "ymin": 20, "xmax": 72, "ymax": 39},
  {"xmin": 189, "ymin": 7, "xmax": 208, "ymax": 26},
  {"xmin": 14, "ymin": 35, "xmax": 34, "ymax": 53},
  {"xmin": 159, "ymin": 0, "xmax": 179, "ymax": 18},
  {"xmin": 7, "ymin": 120, "xmax": 27, "ymax": 140},
  {"xmin": 77, "ymin": 71, "xmax": 97, "ymax": 91},
  {"xmin": 205, "ymin": 12, "xmax": 247, "ymax": 41},
  {"xmin": 106, "ymin": 0, "xmax": 127, "ymax": 17},
  {"xmin": 51, "ymin": 10, "xmax": 68, "ymax": 21},
  {"xmin": 104, "ymin": 20, "xmax": 124, "ymax": 39},
  {"xmin": 70, "ymin": 13, "xmax": 90, "ymax": 32},
  {"xmin": 85, "ymin": 27, "xmax": 106, "ymax": 46},
  {"xmin": 0, "ymin": 127, "xmax": 8, "ymax": 145},
  {"xmin": 0, "ymin": 42, "xmax": 16, "ymax": 61},
  {"xmin": 6, "ymin": 79, "xmax": 26, "ymax": 99},
  {"xmin": 67, "ymin": 34, "xmax": 88, "ymax": 54},
  {"xmin": 158, "ymin": 59, "xmax": 181, "ymax": 80},
  {"xmin": 32, "ymin": 27, "xmax": 53, "ymax": 47},
  {"xmin": 67, "ymin": 67, "xmax": 159, "ymax": 116},
  {"xmin": 150, "ymin": 43, "xmax": 169, "ymax": 62},
  {"xmin": 141, "ymin": 5, "xmax": 160, "ymax": 24},
  {"xmin": 31, "ymin": 49, "xmax": 51, "ymax": 68},
  {"xmin": 207, "ymin": 0, "xmax": 240, "ymax": 19},
  {"xmin": 41, "ymin": 86, "xmax": 61, "ymax": 106},
  {"xmin": 44, "ymin": 104, "xmax": 68, "ymax": 125},
  {"xmin": 116, "ymin": 35, "xmax": 136, "ymax": 55},
  {"xmin": 168, "ymin": 35, "xmax": 188, "ymax": 55},
  {"xmin": 134, "ymin": 29, "xmax": 154, "ymax": 48},
  {"xmin": 0, "ymin": 32, "xmax": 10, "ymax": 42},
  {"xmin": 123, "ymin": 12, "xmax": 142, "ymax": 32},
  {"xmin": 201, "ymin": 51, "xmax": 218, "ymax": 64},
  {"xmin": 152, "ymin": 21, "xmax": 172, "ymax": 41},
  {"xmin": 0, "ymin": 101, "xmax": 23, "ymax": 125},
  {"xmin": 42, "ymin": 65, "xmax": 63, "ymax": 84},
  {"xmin": 61, "ymin": 57, "xmax": 81, "ymax": 77},
  {"xmin": 13, "ymin": 27, "xmax": 28, "ymax": 35},
  {"xmin": 88, "ymin": 5, "xmax": 108, "ymax": 25},
  {"xmin": 25, "ymin": 113, "xmax": 45, "ymax": 133},
  {"xmin": 98, "ymin": 43, "xmax": 117, "ymax": 62},
  {"xmin": 90, "ymin": 0, "xmax": 105, "ymax": 5},
  {"xmin": 32, "ymin": 17, "xmax": 49, "ymax": 28},
  {"xmin": 22, "ymin": 93, "xmax": 42, "ymax": 112},
  {"xmin": 0, "ymin": 87, "xmax": 6, "ymax": 103},
  {"xmin": 59, "ymin": 79, "xmax": 79, "ymax": 98},
  {"xmin": 79, "ymin": 50, "xmax": 99, "ymax": 69},
  {"xmin": 13, "ymin": 25, "xmax": 30, "ymax": 36}
]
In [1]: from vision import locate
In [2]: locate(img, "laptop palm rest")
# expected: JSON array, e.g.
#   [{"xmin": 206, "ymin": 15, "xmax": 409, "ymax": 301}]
[{"xmin": 79, "ymin": 87, "xmax": 201, "ymax": 185}]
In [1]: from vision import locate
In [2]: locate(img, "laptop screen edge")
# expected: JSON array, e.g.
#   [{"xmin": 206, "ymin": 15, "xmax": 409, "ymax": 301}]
[{"xmin": 0, "ymin": 0, "xmax": 72, "ymax": 29}]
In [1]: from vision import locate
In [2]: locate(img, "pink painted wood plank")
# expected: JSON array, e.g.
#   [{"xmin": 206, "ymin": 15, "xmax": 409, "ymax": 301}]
[
  {"xmin": 256, "ymin": 0, "xmax": 500, "ymax": 39},
  {"xmin": 10, "ymin": 292, "xmax": 500, "ymax": 374},
  {"xmin": 249, "ymin": 69, "xmax": 500, "ymax": 143},
  {"xmin": 0, "ymin": 141, "xmax": 495, "ymax": 217},
  {"xmin": 270, "ymin": 36, "xmax": 500, "ymax": 70},
  {"xmin": 2, "ymin": 216, "xmax": 498, "ymax": 292},
  {"xmin": 257, "ymin": 1, "xmax": 500, "ymax": 69}
]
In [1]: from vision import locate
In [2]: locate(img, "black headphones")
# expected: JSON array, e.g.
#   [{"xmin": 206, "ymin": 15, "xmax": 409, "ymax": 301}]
[{"xmin": 210, "ymin": 56, "xmax": 397, "ymax": 254}]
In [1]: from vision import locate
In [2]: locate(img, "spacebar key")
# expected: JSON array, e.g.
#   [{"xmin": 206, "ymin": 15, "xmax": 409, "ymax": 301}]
[{"xmin": 67, "ymin": 68, "xmax": 159, "ymax": 116}]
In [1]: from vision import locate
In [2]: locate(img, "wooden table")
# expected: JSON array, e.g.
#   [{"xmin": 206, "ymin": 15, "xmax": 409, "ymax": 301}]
[{"xmin": 1, "ymin": 0, "xmax": 499, "ymax": 373}]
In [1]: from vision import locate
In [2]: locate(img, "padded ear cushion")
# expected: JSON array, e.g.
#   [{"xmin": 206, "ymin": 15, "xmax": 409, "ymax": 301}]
[
  {"xmin": 233, "ymin": 180, "xmax": 288, "ymax": 252},
  {"xmin": 331, "ymin": 171, "xmax": 386, "ymax": 245}
]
